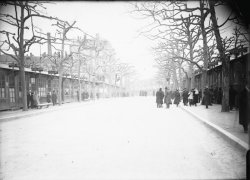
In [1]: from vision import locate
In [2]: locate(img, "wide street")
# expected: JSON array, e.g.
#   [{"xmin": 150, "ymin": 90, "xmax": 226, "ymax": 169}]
[{"xmin": 0, "ymin": 97, "xmax": 246, "ymax": 180}]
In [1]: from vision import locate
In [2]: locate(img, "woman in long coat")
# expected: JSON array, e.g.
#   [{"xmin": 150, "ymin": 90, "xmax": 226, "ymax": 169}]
[
  {"xmin": 156, "ymin": 88, "xmax": 164, "ymax": 108},
  {"xmin": 188, "ymin": 90, "xmax": 193, "ymax": 106},
  {"xmin": 173, "ymin": 89, "xmax": 181, "ymax": 107},
  {"xmin": 193, "ymin": 88, "xmax": 199, "ymax": 106},
  {"xmin": 164, "ymin": 87, "xmax": 172, "ymax": 108}
]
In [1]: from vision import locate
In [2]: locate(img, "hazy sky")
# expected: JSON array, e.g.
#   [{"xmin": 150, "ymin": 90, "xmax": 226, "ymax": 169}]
[
  {"xmin": 1, "ymin": 1, "xmax": 239, "ymax": 81},
  {"xmin": 29, "ymin": 1, "xmax": 157, "ymax": 80}
]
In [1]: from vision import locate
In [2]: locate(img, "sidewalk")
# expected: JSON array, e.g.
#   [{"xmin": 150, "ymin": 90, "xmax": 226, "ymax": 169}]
[
  {"xmin": 0, "ymin": 97, "xmax": 124, "ymax": 122},
  {"xmin": 180, "ymin": 103, "xmax": 249, "ymax": 152},
  {"xmin": 0, "ymin": 99, "xmax": 94, "ymax": 122}
]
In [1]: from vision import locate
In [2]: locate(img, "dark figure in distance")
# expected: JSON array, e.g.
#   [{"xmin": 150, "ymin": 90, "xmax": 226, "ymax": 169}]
[
  {"xmin": 156, "ymin": 88, "xmax": 164, "ymax": 108},
  {"xmin": 164, "ymin": 87, "xmax": 172, "ymax": 108},
  {"xmin": 27, "ymin": 90, "xmax": 33, "ymax": 109},
  {"xmin": 173, "ymin": 89, "xmax": 181, "ymax": 107},
  {"xmin": 203, "ymin": 86, "xmax": 210, "ymax": 109},
  {"xmin": 182, "ymin": 88, "xmax": 188, "ymax": 106}
]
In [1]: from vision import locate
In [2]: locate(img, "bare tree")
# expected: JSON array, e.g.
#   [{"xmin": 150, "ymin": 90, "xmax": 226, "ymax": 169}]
[
  {"xmin": 43, "ymin": 20, "xmax": 81, "ymax": 105},
  {"xmin": 209, "ymin": 0, "xmax": 230, "ymax": 112},
  {"xmin": 0, "ymin": 1, "xmax": 62, "ymax": 111}
]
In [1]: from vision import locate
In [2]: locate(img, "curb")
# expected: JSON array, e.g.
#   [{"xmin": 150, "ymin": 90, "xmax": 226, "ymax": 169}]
[{"xmin": 180, "ymin": 106, "xmax": 249, "ymax": 153}]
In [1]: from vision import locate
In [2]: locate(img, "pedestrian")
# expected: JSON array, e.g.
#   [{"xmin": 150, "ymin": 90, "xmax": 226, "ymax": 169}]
[
  {"xmin": 239, "ymin": 85, "xmax": 249, "ymax": 133},
  {"xmin": 203, "ymin": 86, "xmax": 210, "ymax": 109},
  {"xmin": 173, "ymin": 89, "xmax": 181, "ymax": 107},
  {"xmin": 164, "ymin": 87, "xmax": 172, "ymax": 108},
  {"xmin": 47, "ymin": 92, "xmax": 52, "ymax": 103},
  {"xmin": 27, "ymin": 89, "xmax": 32, "ymax": 109},
  {"xmin": 182, "ymin": 88, "xmax": 188, "ymax": 106},
  {"xmin": 198, "ymin": 89, "xmax": 202, "ymax": 103},
  {"xmin": 33, "ymin": 91, "xmax": 39, "ymax": 109},
  {"xmin": 156, "ymin": 88, "xmax": 164, "ymax": 108},
  {"xmin": 52, "ymin": 90, "xmax": 57, "ymax": 106},
  {"xmin": 188, "ymin": 90, "xmax": 193, "ymax": 106},
  {"xmin": 193, "ymin": 88, "xmax": 199, "ymax": 106}
]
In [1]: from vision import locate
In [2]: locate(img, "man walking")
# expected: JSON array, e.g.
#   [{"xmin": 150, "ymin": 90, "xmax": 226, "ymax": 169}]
[
  {"xmin": 204, "ymin": 86, "xmax": 210, "ymax": 109},
  {"xmin": 174, "ymin": 89, "xmax": 181, "ymax": 107},
  {"xmin": 156, "ymin": 88, "xmax": 164, "ymax": 108},
  {"xmin": 27, "ymin": 90, "xmax": 32, "ymax": 109}
]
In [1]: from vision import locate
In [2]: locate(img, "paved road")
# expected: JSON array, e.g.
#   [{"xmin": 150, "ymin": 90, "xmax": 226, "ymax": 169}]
[{"xmin": 0, "ymin": 97, "xmax": 246, "ymax": 180}]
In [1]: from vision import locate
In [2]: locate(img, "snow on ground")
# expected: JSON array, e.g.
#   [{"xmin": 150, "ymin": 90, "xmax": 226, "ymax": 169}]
[{"xmin": 0, "ymin": 96, "xmax": 246, "ymax": 180}]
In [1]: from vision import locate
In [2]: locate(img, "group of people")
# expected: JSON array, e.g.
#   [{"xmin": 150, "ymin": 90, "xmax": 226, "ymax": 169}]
[
  {"xmin": 27, "ymin": 90, "xmax": 57, "ymax": 109},
  {"xmin": 156, "ymin": 87, "xmax": 181, "ymax": 108},
  {"xmin": 155, "ymin": 85, "xmax": 249, "ymax": 133},
  {"xmin": 182, "ymin": 88, "xmax": 200, "ymax": 107},
  {"xmin": 155, "ymin": 86, "xmax": 213, "ymax": 109}
]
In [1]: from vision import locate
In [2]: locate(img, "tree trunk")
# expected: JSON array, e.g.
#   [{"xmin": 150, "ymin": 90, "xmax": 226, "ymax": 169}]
[
  {"xmin": 58, "ymin": 67, "xmax": 63, "ymax": 105},
  {"xmin": 20, "ymin": 4, "xmax": 27, "ymax": 111},
  {"xmin": 93, "ymin": 74, "xmax": 96, "ymax": 100},
  {"xmin": 200, "ymin": 0, "xmax": 209, "ymax": 99},
  {"xmin": 58, "ymin": 26, "xmax": 66, "ymax": 106},
  {"xmin": 78, "ymin": 59, "xmax": 81, "ymax": 102},
  {"xmin": 188, "ymin": 39, "xmax": 194, "ymax": 89},
  {"xmin": 178, "ymin": 66, "xmax": 183, "ymax": 89},
  {"xmin": 201, "ymin": 70, "xmax": 207, "ymax": 98},
  {"xmin": 209, "ymin": 0, "xmax": 230, "ymax": 112},
  {"xmin": 247, "ymin": 25, "xmax": 250, "ymax": 145}
]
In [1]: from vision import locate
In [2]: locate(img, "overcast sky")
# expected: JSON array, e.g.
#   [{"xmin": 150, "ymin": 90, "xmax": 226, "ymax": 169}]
[
  {"xmin": 1, "ymin": 1, "xmax": 239, "ymax": 81},
  {"xmin": 28, "ymin": 1, "xmax": 158, "ymax": 80}
]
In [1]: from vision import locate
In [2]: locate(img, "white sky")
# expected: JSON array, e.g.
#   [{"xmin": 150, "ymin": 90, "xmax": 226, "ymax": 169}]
[
  {"xmin": 29, "ymin": 1, "xmax": 157, "ymax": 80},
  {"xmin": 1, "ymin": 1, "xmax": 241, "ymax": 81}
]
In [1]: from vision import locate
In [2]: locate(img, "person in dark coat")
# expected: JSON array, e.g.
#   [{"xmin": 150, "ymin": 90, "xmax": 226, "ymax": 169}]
[
  {"xmin": 198, "ymin": 89, "xmax": 202, "ymax": 103},
  {"xmin": 239, "ymin": 85, "xmax": 249, "ymax": 133},
  {"xmin": 173, "ymin": 89, "xmax": 181, "ymax": 107},
  {"xmin": 27, "ymin": 90, "xmax": 33, "ymax": 109},
  {"xmin": 156, "ymin": 88, "xmax": 164, "ymax": 108},
  {"xmin": 164, "ymin": 87, "xmax": 172, "ymax": 108},
  {"xmin": 47, "ymin": 92, "xmax": 52, "ymax": 103},
  {"xmin": 182, "ymin": 88, "xmax": 188, "ymax": 106},
  {"xmin": 203, "ymin": 86, "xmax": 210, "ymax": 109},
  {"xmin": 52, "ymin": 90, "xmax": 57, "ymax": 106}
]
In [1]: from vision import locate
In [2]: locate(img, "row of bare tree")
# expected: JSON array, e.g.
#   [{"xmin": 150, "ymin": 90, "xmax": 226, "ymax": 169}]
[
  {"xmin": 132, "ymin": 1, "xmax": 249, "ymax": 112},
  {"xmin": 0, "ymin": 1, "xmax": 135, "ymax": 111}
]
